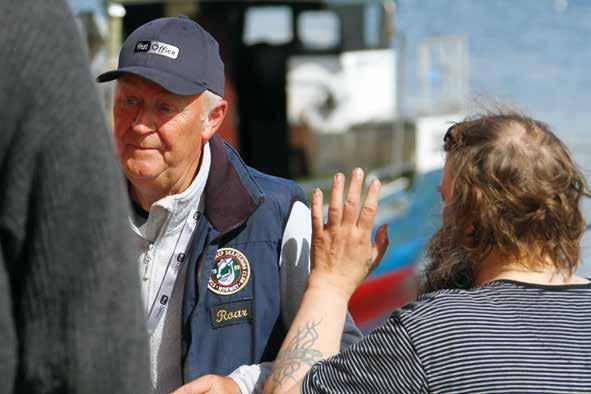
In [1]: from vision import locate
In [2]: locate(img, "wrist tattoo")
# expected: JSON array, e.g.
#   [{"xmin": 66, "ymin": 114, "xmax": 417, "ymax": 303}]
[{"xmin": 269, "ymin": 319, "xmax": 323, "ymax": 389}]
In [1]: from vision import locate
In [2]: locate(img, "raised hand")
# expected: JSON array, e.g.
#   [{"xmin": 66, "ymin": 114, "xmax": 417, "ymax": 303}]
[
  {"xmin": 263, "ymin": 169, "xmax": 389, "ymax": 394},
  {"xmin": 308, "ymin": 168, "xmax": 388, "ymax": 299}
]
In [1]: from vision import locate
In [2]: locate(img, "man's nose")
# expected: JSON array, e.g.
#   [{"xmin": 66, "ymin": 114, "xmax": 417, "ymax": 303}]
[{"xmin": 131, "ymin": 106, "xmax": 157, "ymax": 134}]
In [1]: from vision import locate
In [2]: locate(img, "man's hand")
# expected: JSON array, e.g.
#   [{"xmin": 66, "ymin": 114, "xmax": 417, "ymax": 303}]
[{"xmin": 171, "ymin": 375, "xmax": 241, "ymax": 394}]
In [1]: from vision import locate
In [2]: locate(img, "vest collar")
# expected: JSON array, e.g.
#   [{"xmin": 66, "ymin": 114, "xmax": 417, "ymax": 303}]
[{"xmin": 204, "ymin": 135, "xmax": 265, "ymax": 235}]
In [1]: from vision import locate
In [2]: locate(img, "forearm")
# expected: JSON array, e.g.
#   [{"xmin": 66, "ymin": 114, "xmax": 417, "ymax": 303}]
[{"xmin": 263, "ymin": 284, "xmax": 349, "ymax": 394}]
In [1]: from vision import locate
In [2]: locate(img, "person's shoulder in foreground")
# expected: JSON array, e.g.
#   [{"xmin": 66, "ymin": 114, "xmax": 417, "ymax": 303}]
[
  {"xmin": 302, "ymin": 279, "xmax": 591, "ymax": 394},
  {"xmin": 0, "ymin": 0, "xmax": 149, "ymax": 393},
  {"xmin": 398, "ymin": 278, "xmax": 591, "ymax": 325}
]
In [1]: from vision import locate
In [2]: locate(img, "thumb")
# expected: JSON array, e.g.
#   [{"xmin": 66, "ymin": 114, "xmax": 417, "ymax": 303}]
[{"xmin": 370, "ymin": 224, "xmax": 389, "ymax": 272}]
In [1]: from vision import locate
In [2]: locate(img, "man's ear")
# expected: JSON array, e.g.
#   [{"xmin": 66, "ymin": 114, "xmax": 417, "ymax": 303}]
[{"xmin": 201, "ymin": 99, "xmax": 228, "ymax": 141}]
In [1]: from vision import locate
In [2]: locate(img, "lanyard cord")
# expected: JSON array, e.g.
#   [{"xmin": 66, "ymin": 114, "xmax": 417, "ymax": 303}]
[{"xmin": 146, "ymin": 208, "xmax": 201, "ymax": 335}]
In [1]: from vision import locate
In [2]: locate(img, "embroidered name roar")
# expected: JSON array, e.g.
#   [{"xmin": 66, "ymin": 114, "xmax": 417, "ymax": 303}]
[
  {"xmin": 217, "ymin": 308, "xmax": 247, "ymax": 322},
  {"xmin": 209, "ymin": 299, "xmax": 252, "ymax": 328}
]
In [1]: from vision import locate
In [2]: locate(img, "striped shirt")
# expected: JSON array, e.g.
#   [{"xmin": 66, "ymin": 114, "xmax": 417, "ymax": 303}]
[{"xmin": 302, "ymin": 280, "xmax": 591, "ymax": 393}]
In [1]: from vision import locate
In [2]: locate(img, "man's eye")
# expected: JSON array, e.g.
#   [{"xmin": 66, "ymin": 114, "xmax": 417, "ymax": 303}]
[
  {"xmin": 125, "ymin": 97, "xmax": 139, "ymax": 106},
  {"xmin": 158, "ymin": 104, "xmax": 173, "ymax": 114}
]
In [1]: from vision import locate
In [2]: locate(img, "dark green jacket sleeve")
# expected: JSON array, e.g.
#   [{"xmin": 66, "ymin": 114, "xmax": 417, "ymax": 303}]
[{"xmin": 0, "ymin": 1, "xmax": 150, "ymax": 393}]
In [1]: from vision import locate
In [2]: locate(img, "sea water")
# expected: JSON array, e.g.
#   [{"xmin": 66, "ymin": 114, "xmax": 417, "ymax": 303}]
[{"xmin": 397, "ymin": 0, "xmax": 591, "ymax": 275}]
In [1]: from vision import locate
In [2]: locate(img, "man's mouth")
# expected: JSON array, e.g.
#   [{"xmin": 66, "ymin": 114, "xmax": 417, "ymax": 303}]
[{"xmin": 127, "ymin": 143, "xmax": 159, "ymax": 150}]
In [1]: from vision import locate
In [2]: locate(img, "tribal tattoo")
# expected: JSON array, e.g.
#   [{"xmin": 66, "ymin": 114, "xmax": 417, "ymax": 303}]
[{"xmin": 269, "ymin": 319, "xmax": 323, "ymax": 390}]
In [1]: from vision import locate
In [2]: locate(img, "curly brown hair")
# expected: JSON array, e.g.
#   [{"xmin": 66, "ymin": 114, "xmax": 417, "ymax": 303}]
[{"xmin": 421, "ymin": 112, "xmax": 590, "ymax": 293}]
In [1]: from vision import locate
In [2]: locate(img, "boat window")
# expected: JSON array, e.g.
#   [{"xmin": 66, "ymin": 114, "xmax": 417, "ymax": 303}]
[
  {"xmin": 243, "ymin": 6, "xmax": 293, "ymax": 46},
  {"xmin": 365, "ymin": 3, "xmax": 380, "ymax": 48},
  {"xmin": 298, "ymin": 10, "xmax": 340, "ymax": 50}
]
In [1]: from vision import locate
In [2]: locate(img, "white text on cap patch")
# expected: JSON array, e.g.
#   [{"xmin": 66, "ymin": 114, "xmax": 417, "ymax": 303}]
[{"xmin": 135, "ymin": 41, "xmax": 179, "ymax": 59}]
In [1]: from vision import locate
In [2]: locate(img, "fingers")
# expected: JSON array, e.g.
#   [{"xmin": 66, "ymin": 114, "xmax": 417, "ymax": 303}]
[
  {"xmin": 327, "ymin": 173, "xmax": 345, "ymax": 226},
  {"xmin": 171, "ymin": 374, "xmax": 236, "ymax": 394},
  {"xmin": 342, "ymin": 168, "xmax": 364, "ymax": 226},
  {"xmin": 171, "ymin": 376, "xmax": 212, "ymax": 394},
  {"xmin": 311, "ymin": 188, "xmax": 324, "ymax": 238},
  {"xmin": 370, "ymin": 224, "xmax": 389, "ymax": 271},
  {"xmin": 314, "ymin": 168, "xmax": 381, "ymax": 233},
  {"xmin": 357, "ymin": 178, "xmax": 381, "ymax": 231}
]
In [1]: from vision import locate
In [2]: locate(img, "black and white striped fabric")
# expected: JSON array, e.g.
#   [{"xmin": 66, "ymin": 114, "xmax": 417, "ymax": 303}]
[{"xmin": 302, "ymin": 280, "xmax": 591, "ymax": 393}]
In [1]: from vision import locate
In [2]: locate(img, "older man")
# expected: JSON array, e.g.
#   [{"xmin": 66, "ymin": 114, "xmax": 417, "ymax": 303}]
[{"xmin": 97, "ymin": 16, "xmax": 361, "ymax": 394}]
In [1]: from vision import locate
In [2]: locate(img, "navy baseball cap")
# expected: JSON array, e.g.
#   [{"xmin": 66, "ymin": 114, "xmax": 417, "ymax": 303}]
[{"xmin": 97, "ymin": 16, "xmax": 224, "ymax": 97}]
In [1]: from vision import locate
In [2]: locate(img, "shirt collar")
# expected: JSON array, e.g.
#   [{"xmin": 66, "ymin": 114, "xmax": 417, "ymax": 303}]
[{"xmin": 133, "ymin": 142, "xmax": 211, "ymax": 242}]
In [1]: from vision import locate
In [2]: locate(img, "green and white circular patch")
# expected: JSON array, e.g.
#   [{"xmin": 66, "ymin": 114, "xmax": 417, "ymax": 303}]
[{"xmin": 208, "ymin": 248, "xmax": 251, "ymax": 295}]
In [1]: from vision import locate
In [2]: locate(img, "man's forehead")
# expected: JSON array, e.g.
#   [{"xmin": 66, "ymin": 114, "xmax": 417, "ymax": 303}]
[
  {"xmin": 116, "ymin": 74, "xmax": 196, "ymax": 102},
  {"xmin": 117, "ymin": 74, "xmax": 169, "ymax": 93}
]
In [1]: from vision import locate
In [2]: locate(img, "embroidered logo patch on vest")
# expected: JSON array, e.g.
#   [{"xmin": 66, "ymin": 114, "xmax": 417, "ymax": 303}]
[{"xmin": 208, "ymin": 248, "xmax": 251, "ymax": 295}]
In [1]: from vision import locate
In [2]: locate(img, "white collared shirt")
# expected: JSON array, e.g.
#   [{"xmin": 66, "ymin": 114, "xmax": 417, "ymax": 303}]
[{"xmin": 130, "ymin": 143, "xmax": 211, "ymax": 394}]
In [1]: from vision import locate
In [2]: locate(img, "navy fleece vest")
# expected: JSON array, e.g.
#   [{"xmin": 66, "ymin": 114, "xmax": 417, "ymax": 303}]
[{"xmin": 181, "ymin": 135, "xmax": 306, "ymax": 381}]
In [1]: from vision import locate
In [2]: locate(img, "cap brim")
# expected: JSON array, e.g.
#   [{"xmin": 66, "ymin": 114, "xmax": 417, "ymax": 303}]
[{"xmin": 96, "ymin": 66, "xmax": 207, "ymax": 96}]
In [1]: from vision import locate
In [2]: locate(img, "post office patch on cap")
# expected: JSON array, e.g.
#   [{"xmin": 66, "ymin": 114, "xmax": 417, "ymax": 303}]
[
  {"xmin": 208, "ymin": 248, "xmax": 251, "ymax": 295},
  {"xmin": 134, "ymin": 40, "xmax": 179, "ymax": 59}
]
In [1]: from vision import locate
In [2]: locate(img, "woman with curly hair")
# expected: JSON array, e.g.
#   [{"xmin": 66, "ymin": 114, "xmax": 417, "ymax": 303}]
[{"xmin": 259, "ymin": 112, "xmax": 591, "ymax": 394}]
